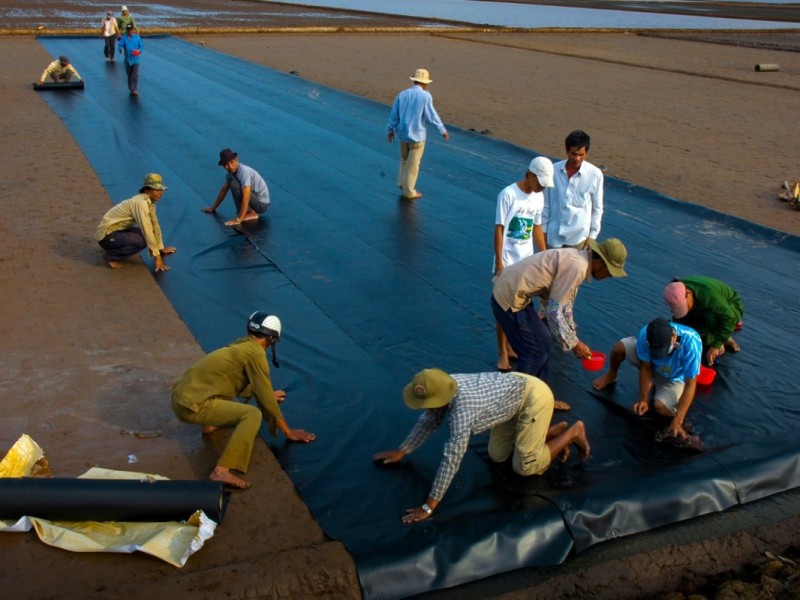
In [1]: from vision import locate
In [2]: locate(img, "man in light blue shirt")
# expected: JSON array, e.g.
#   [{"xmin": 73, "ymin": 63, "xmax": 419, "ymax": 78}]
[
  {"xmin": 543, "ymin": 130, "xmax": 604, "ymax": 248},
  {"xmin": 203, "ymin": 148, "xmax": 271, "ymax": 227},
  {"xmin": 592, "ymin": 318, "xmax": 702, "ymax": 441},
  {"xmin": 386, "ymin": 68, "xmax": 449, "ymax": 201}
]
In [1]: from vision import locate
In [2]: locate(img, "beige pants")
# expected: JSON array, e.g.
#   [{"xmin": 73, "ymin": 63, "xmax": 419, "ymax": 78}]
[
  {"xmin": 487, "ymin": 373, "xmax": 553, "ymax": 476},
  {"xmin": 172, "ymin": 397, "xmax": 262, "ymax": 473},
  {"xmin": 397, "ymin": 141, "xmax": 425, "ymax": 197}
]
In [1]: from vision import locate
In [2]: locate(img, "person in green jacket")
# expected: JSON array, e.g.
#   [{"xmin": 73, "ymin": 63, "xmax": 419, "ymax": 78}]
[
  {"xmin": 663, "ymin": 276, "xmax": 744, "ymax": 366},
  {"xmin": 171, "ymin": 312, "xmax": 316, "ymax": 489}
]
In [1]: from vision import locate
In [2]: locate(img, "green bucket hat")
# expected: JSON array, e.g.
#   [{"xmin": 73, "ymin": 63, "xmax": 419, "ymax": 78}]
[
  {"xmin": 587, "ymin": 237, "xmax": 628, "ymax": 278},
  {"xmin": 402, "ymin": 368, "xmax": 458, "ymax": 410},
  {"xmin": 140, "ymin": 173, "xmax": 168, "ymax": 192}
]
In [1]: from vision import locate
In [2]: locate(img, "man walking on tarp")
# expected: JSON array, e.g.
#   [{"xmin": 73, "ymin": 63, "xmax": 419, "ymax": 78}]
[
  {"xmin": 592, "ymin": 317, "xmax": 702, "ymax": 442},
  {"xmin": 101, "ymin": 11, "xmax": 120, "ymax": 62},
  {"xmin": 118, "ymin": 22, "xmax": 142, "ymax": 95},
  {"xmin": 663, "ymin": 276, "xmax": 744, "ymax": 366},
  {"xmin": 374, "ymin": 369, "xmax": 590, "ymax": 523},
  {"xmin": 386, "ymin": 68, "xmax": 449, "ymax": 201},
  {"xmin": 203, "ymin": 148, "xmax": 271, "ymax": 226},
  {"xmin": 171, "ymin": 312, "xmax": 316, "ymax": 490}
]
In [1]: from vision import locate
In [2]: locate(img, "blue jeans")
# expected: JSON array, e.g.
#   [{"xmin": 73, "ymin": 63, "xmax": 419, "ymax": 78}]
[
  {"xmin": 491, "ymin": 295, "xmax": 552, "ymax": 381},
  {"xmin": 98, "ymin": 227, "xmax": 147, "ymax": 261}
]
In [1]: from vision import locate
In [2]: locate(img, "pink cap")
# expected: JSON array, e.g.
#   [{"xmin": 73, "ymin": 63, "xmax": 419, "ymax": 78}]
[{"xmin": 663, "ymin": 282, "xmax": 689, "ymax": 318}]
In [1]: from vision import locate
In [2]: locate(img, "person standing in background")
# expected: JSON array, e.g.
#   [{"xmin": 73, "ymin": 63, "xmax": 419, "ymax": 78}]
[
  {"xmin": 118, "ymin": 22, "xmax": 142, "ymax": 95},
  {"xmin": 116, "ymin": 5, "xmax": 136, "ymax": 36},
  {"xmin": 386, "ymin": 68, "xmax": 449, "ymax": 201},
  {"xmin": 101, "ymin": 11, "xmax": 120, "ymax": 62},
  {"xmin": 543, "ymin": 130, "xmax": 604, "ymax": 249}
]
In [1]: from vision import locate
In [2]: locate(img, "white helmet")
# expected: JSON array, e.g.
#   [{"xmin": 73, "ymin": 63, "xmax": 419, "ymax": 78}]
[{"xmin": 247, "ymin": 311, "xmax": 281, "ymax": 338}]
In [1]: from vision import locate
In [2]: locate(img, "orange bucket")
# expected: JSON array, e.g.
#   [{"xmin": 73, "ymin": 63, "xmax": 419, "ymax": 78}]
[{"xmin": 697, "ymin": 365, "xmax": 717, "ymax": 385}]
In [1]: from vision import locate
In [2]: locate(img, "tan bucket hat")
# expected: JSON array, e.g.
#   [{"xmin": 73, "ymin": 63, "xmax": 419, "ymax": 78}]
[{"xmin": 410, "ymin": 68, "xmax": 433, "ymax": 84}]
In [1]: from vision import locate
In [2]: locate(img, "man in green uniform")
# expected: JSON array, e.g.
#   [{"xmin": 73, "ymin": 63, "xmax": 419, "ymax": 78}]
[
  {"xmin": 663, "ymin": 276, "xmax": 744, "ymax": 366},
  {"xmin": 172, "ymin": 312, "xmax": 316, "ymax": 489}
]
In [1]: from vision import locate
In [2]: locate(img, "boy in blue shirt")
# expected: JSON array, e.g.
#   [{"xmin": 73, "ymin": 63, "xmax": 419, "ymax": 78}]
[{"xmin": 592, "ymin": 317, "xmax": 702, "ymax": 441}]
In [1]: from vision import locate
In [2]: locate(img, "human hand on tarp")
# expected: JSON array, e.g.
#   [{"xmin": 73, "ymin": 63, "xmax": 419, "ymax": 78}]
[{"xmin": 373, "ymin": 449, "xmax": 405, "ymax": 465}]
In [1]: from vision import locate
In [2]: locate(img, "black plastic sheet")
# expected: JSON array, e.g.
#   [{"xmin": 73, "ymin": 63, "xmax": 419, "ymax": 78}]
[
  {"xmin": 33, "ymin": 81, "xmax": 85, "ymax": 91},
  {"xmin": 36, "ymin": 36, "xmax": 800, "ymax": 600},
  {"xmin": 0, "ymin": 477, "xmax": 227, "ymax": 522}
]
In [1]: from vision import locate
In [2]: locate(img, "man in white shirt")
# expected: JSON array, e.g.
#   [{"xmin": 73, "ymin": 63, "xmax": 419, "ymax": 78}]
[
  {"xmin": 493, "ymin": 156, "xmax": 553, "ymax": 371},
  {"xmin": 543, "ymin": 130, "xmax": 604, "ymax": 249}
]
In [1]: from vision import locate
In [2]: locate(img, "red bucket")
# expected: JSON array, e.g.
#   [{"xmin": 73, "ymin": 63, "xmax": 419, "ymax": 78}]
[
  {"xmin": 697, "ymin": 365, "xmax": 717, "ymax": 385},
  {"xmin": 582, "ymin": 351, "xmax": 606, "ymax": 371}
]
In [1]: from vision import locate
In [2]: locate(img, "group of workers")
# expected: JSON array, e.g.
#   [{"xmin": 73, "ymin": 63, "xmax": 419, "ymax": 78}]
[
  {"xmin": 38, "ymin": 5, "xmax": 142, "ymax": 95},
  {"xmin": 86, "ymin": 62, "xmax": 744, "ymax": 519}
]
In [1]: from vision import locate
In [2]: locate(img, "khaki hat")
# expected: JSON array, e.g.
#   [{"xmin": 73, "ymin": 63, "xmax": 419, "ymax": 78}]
[
  {"xmin": 140, "ymin": 173, "xmax": 167, "ymax": 191},
  {"xmin": 402, "ymin": 368, "xmax": 457, "ymax": 410},
  {"xmin": 587, "ymin": 238, "xmax": 627, "ymax": 277},
  {"xmin": 410, "ymin": 68, "xmax": 433, "ymax": 85}
]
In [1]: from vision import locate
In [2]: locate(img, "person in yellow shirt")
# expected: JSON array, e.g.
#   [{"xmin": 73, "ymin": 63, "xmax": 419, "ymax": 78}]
[
  {"xmin": 171, "ymin": 313, "xmax": 316, "ymax": 489},
  {"xmin": 94, "ymin": 173, "xmax": 176, "ymax": 271},
  {"xmin": 38, "ymin": 55, "xmax": 82, "ymax": 85}
]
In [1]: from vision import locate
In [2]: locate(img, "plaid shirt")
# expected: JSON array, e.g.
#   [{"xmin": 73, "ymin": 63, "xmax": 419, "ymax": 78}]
[{"xmin": 399, "ymin": 372, "xmax": 527, "ymax": 501}]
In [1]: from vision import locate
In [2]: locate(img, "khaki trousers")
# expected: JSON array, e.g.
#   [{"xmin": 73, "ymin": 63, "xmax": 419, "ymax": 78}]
[
  {"xmin": 172, "ymin": 397, "xmax": 262, "ymax": 473},
  {"xmin": 487, "ymin": 373, "xmax": 553, "ymax": 476},
  {"xmin": 398, "ymin": 141, "xmax": 426, "ymax": 197}
]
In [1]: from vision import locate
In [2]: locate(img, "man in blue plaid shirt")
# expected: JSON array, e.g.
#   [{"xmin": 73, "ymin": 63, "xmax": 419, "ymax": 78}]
[{"xmin": 374, "ymin": 369, "xmax": 590, "ymax": 524}]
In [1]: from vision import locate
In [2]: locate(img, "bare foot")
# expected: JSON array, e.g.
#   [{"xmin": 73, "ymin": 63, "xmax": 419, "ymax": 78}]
[
  {"xmin": 209, "ymin": 466, "xmax": 251, "ymax": 490},
  {"xmin": 592, "ymin": 372, "xmax": 617, "ymax": 390},
  {"xmin": 724, "ymin": 337, "xmax": 740, "ymax": 353},
  {"xmin": 554, "ymin": 400, "xmax": 571, "ymax": 411},
  {"xmin": 107, "ymin": 260, "xmax": 122, "ymax": 269},
  {"xmin": 558, "ymin": 445, "xmax": 571, "ymax": 463},
  {"xmin": 572, "ymin": 421, "xmax": 591, "ymax": 459},
  {"xmin": 202, "ymin": 426, "xmax": 218, "ymax": 436},
  {"xmin": 497, "ymin": 363, "xmax": 512, "ymax": 373},
  {"xmin": 547, "ymin": 421, "xmax": 568, "ymax": 440}
]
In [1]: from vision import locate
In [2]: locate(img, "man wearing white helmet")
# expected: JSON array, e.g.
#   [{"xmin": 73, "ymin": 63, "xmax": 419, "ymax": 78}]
[{"xmin": 171, "ymin": 312, "xmax": 316, "ymax": 489}]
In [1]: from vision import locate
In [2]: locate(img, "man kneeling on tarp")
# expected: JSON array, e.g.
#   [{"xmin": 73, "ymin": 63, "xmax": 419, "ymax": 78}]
[
  {"xmin": 38, "ymin": 55, "xmax": 82, "ymax": 85},
  {"xmin": 171, "ymin": 312, "xmax": 316, "ymax": 490},
  {"xmin": 592, "ymin": 317, "xmax": 702, "ymax": 442},
  {"xmin": 374, "ymin": 369, "xmax": 590, "ymax": 523}
]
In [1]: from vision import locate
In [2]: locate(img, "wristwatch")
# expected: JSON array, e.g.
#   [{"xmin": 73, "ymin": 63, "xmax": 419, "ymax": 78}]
[{"xmin": 421, "ymin": 503, "xmax": 433, "ymax": 515}]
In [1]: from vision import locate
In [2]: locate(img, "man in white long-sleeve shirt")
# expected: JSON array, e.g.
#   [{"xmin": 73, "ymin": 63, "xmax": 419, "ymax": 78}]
[
  {"xmin": 543, "ymin": 130, "xmax": 604, "ymax": 249},
  {"xmin": 386, "ymin": 68, "xmax": 449, "ymax": 201}
]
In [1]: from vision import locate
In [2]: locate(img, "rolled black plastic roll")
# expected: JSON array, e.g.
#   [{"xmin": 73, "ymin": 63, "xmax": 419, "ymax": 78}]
[
  {"xmin": 32, "ymin": 81, "xmax": 85, "ymax": 90},
  {"xmin": 0, "ymin": 478, "xmax": 228, "ymax": 522}
]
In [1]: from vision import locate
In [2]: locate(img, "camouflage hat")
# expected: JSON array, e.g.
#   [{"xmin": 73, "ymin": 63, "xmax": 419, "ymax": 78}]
[{"xmin": 140, "ymin": 173, "xmax": 168, "ymax": 191}]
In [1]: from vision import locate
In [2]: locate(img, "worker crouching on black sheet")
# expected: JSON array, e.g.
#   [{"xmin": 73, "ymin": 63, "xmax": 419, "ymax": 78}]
[
  {"xmin": 374, "ymin": 369, "xmax": 590, "ymax": 523},
  {"xmin": 171, "ymin": 312, "xmax": 316, "ymax": 490}
]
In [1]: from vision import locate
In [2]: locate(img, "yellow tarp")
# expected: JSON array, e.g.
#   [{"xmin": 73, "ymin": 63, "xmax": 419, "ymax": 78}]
[{"xmin": 0, "ymin": 434, "xmax": 216, "ymax": 567}]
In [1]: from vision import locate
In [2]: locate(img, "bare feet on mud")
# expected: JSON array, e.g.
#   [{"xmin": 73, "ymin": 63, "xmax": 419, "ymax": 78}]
[{"xmin": 209, "ymin": 466, "xmax": 251, "ymax": 490}]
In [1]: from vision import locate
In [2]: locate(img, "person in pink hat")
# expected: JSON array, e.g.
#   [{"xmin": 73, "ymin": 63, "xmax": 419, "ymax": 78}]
[{"xmin": 663, "ymin": 276, "xmax": 744, "ymax": 366}]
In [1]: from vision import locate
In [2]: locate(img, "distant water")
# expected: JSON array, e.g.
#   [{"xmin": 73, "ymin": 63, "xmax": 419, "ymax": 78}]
[{"xmin": 256, "ymin": 0, "xmax": 800, "ymax": 29}]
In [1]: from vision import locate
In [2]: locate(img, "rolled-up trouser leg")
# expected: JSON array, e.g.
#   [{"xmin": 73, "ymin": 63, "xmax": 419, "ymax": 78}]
[{"xmin": 172, "ymin": 398, "xmax": 262, "ymax": 473}]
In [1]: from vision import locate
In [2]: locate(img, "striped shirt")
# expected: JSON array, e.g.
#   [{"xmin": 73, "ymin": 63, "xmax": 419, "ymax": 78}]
[{"xmin": 399, "ymin": 372, "xmax": 527, "ymax": 501}]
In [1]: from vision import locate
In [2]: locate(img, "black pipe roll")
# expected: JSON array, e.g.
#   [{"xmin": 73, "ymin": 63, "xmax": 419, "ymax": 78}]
[{"xmin": 0, "ymin": 478, "xmax": 228, "ymax": 522}]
